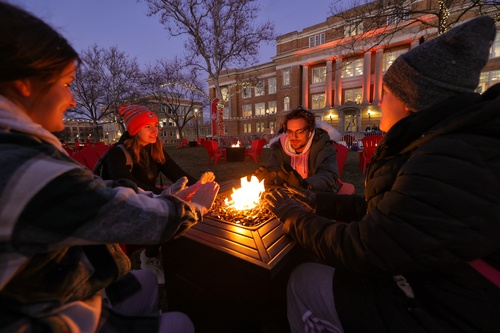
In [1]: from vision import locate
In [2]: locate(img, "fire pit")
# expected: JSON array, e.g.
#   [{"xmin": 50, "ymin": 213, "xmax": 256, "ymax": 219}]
[{"xmin": 162, "ymin": 177, "xmax": 308, "ymax": 332}]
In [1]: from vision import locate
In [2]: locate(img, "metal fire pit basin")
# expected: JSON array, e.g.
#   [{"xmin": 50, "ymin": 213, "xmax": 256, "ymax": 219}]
[{"xmin": 182, "ymin": 184, "xmax": 295, "ymax": 272}]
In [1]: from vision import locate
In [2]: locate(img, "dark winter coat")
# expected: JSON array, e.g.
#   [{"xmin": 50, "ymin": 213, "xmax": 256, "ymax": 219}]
[
  {"xmin": 267, "ymin": 128, "xmax": 339, "ymax": 192},
  {"xmin": 282, "ymin": 84, "xmax": 500, "ymax": 332},
  {"xmin": 105, "ymin": 132, "xmax": 196, "ymax": 194}
]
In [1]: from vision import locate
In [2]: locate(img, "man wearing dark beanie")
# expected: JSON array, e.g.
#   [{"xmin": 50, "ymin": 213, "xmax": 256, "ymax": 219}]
[{"xmin": 263, "ymin": 16, "xmax": 500, "ymax": 332}]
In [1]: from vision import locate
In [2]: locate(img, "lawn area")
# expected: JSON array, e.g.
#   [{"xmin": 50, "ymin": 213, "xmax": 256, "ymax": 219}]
[{"xmin": 164, "ymin": 145, "xmax": 366, "ymax": 194}]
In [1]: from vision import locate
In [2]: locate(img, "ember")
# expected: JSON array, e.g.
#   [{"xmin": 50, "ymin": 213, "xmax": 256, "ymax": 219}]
[{"xmin": 208, "ymin": 195, "xmax": 273, "ymax": 227}]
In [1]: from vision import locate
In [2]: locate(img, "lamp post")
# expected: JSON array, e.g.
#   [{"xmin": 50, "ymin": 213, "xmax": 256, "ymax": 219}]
[
  {"xmin": 368, "ymin": 110, "xmax": 371, "ymax": 119},
  {"xmin": 194, "ymin": 108, "xmax": 199, "ymax": 141},
  {"xmin": 329, "ymin": 114, "xmax": 333, "ymax": 125},
  {"xmin": 266, "ymin": 109, "xmax": 270, "ymax": 130}
]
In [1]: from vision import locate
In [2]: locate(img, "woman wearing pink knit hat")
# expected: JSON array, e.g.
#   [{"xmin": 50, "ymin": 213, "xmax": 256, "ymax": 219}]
[{"xmin": 102, "ymin": 104, "xmax": 215, "ymax": 284}]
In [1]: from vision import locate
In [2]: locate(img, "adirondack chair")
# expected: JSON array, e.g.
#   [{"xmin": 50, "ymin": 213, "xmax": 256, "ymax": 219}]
[
  {"xmin": 202, "ymin": 140, "xmax": 225, "ymax": 165},
  {"xmin": 333, "ymin": 142, "xmax": 355, "ymax": 195},
  {"xmin": 71, "ymin": 144, "xmax": 110, "ymax": 170},
  {"xmin": 176, "ymin": 138, "xmax": 189, "ymax": 148},
  {"xmin": 245, "ymin": 138, "xmax": 266, "ymax": 163},
  {"xmin": 360, "ymin": 135, "xmax": 384, "ymax": 174}
]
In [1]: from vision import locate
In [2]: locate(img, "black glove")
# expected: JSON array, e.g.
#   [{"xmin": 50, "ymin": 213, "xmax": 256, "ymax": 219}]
[
  {"xmin": 284, "ymin": 183, "xmax": 316, "ymax": 211},
  {"xmin": 253, "ymin": 166, "xmax": 277, "ymax": 185},
  {"xmin": 278, "ymin": 163, "xmax": 308, "ymax": 188},
  {"xmin": 264, "ymin": 187, "xmax": 308, "ymax": 223}
]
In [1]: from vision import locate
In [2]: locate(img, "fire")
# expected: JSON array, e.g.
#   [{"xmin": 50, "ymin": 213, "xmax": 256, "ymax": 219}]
[
  {"xmin": 231, "ymin": 140, "xmax": 241, "ymax": 147},
  {"xmin": 224, "ymin": 175, "xmax": 264, "ymax": 210}
]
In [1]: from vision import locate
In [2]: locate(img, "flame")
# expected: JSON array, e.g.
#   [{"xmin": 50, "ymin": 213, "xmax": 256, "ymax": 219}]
[
  {"xmin": 224, "ymin": 176, "xmax": 264, "ymax": 210},
  {"xmin": 231, "ymin": 140, "xmax": 241, "ymax": 147}
]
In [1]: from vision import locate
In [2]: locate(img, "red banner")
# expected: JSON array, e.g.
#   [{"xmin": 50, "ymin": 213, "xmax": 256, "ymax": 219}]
[{"xmin": 211, "ymin": 98, "xmax": 219, "ymax": 137}]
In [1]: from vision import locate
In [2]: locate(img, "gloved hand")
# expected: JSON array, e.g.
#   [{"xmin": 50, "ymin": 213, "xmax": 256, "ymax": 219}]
[
  {"xmin": 199, "ymin": 171, "xmax": 215, "ymax": 184},
  {"xmin": 253, "ymin": 166, "xmax": 277, "ymax": 185},
  {"xmin": 263, "ymin": 187, "xmax": 308, "ymax": 223},
  {"xmin": 284, "ymin": 183, "xmax": 317, "ymax": 211},
  {"xmin": 161, "ymin": 176, "xmax": 188, "ymax": 196},
  {"xmin": 190, "ymin": 182, "xmax": 220, "ymax": 216},
  {"xmin": 277, "ymin": 163, "xmax": 308, "ymax": 189}
]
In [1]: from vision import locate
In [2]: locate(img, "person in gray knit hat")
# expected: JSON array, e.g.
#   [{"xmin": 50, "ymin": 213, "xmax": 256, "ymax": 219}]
[{"xmin": 262, "ymin": 16, "xmax": 500, "ymax": 333}]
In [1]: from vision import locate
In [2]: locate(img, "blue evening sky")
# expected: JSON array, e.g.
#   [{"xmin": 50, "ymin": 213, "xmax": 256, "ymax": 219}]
[{"xmin": 13, "ymin": 0, "xmax": 334, "ymax": 68}]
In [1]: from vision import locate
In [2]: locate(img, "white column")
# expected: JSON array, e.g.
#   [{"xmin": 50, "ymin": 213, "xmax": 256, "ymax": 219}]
[
  {"xmin": 373, "ymin": 48, "xmax": 384, "ymax": 106},
  {"xmin": 334, "ymin": 58, "xmax": 342, "ymax": 107},
  {"xmin": 362, "ymin": 51, "xmax": 371, "ymax": 105},
  {"xmin": 325, "ymin": 60, "xmax": 333, "ymax": 108},
  {"xmin": 302, "ymin": 65, "xmax": 309, "ymax": 109}
]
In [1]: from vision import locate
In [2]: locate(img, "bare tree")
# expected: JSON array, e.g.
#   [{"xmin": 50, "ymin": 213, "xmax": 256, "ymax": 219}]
[
  {"xmin": 140, "ymin": 58, "xmax": 209, "ymax": 141},
  {"xmin": 71, "ymin": 44, "xmax": 141, "ymax": 139},
  {"xmin": 328, "ymin": 0, "xmax": 499, "ymax": 56},
  {"xmin": 140, "ymin": 0, "xmax": 276, "ymax": 135}
]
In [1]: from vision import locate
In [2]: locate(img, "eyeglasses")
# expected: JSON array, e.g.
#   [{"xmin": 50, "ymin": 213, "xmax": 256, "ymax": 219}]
[{"xmin": 285, "ymin": 126, "xmax": 309, "ymax": 137}]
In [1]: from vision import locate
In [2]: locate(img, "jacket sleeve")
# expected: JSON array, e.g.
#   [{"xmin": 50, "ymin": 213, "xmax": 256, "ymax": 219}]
[
  {"xmin": 283, "ymin": 139, "xmax": 500, "ymax": 275},
  {"xmin": 315, "ymin": 192, "xmax": 367, "ymax": 221},
  {"xmin": 11, "ymin": 161, "xmax": 202, "ymax": 255}
]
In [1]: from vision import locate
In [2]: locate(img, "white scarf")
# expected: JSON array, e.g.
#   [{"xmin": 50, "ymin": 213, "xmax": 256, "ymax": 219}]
[
  {"xmin": 0, "ymin": 95, "xmax": 67, "ymax": 155},
  {"xmin": 279, "ymin": 131, "xmax": 315, "ymax": 179}
]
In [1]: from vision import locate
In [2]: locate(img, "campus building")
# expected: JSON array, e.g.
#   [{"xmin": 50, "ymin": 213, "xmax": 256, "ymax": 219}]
[{"xmin": 208, "ymin": 1, "xmax": 500, "ymax": 139}]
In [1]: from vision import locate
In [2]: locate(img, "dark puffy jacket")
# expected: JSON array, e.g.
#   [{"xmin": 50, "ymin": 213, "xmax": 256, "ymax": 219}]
[{"xmin": 282, "ymin": 84, "xmax": 500, "ymax": 332}]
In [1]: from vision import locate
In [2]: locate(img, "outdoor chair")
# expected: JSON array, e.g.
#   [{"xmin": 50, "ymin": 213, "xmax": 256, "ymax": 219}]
[
  {"xmin": 176, "ymin": 138, "xmax": 189, "ymax": 149},
  {"xmin": 333, "ymin": 142, "xmax": 355, "ymax": 195},
  {"xmin": 71, "ymin": 144, "xmax": 110, "ymax": 170},
  {"xmin": 203, "ymin": 140, "xmax": 226, "ymax": 165},
  {"xmin": 360, "ymin": 135, "xmax": 384, "ymax": 174},
  {"xmin": 245, "ymin": 138, "xmax": 266, "ymax": 163}
]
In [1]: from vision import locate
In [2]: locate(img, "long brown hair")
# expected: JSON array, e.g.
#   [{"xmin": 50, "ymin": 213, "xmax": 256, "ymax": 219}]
[{"xmin": 124, "ymin": 135, "xmax": 166, "ymax": 165}]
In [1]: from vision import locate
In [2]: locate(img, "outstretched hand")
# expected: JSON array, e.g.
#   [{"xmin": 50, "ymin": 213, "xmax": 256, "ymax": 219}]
[
  {"xmin": 253, "ymin": 166, "xmax": 277, "ymax": 185},
  {"xmin": 284, "ymin": 183, "xmax": 317, "ymax": 211},
  {"xmin": 278, "ymin": 163, "xmax": 308, "ymax": 188},
  {"xmin": 191, "ymin": 182, "xmax": 220, "ymax": 215},
  {"xmin": 263, "ymin": 187, "xmax": 307, "ymax": 222},
  {"xmin": 161, "ymin": 176, "xmax": 188, "ymax": 196}
]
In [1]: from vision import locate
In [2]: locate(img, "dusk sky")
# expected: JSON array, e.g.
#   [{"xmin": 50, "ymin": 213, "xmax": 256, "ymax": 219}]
[{"xmin": 14, "ymin": 0, "xmax": 334, "ymax": 68}]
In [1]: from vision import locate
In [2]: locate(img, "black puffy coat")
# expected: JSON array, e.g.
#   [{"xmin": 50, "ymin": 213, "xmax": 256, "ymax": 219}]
[{"xmin": 282, "ymin": 84, "xmax": 500, "ymax": 332}]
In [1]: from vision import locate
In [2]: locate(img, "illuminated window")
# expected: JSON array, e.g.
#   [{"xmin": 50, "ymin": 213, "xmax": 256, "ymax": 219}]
[
  {"xmin": 284, "ymin": 96, "xmax": 290, "ymax": 111},
  {"xmin": 255, "ymin": 80, "xmax": 265, "ymax": 96},
  {"xmin": 244, "ymin": 123, "xmax": 252, "ymax": 133},
  {"xmin": 268, "ymin": 100, "xmax": 277, "ymax": 114},
  {"xmin": 383, "ymin": 48, "xmax": 408, "ymax": 72},
  {"xmin": 342, "ymin": 59, "xmax": 363, "ymax": 78},
  {"xmin": 282, "ymin": 68, "xmax": 291, "ymax": 86},
  {"xmin": 344, "ymin": 88, "xmax": 362, "ymax": 104},
  {"xmin": 268, "ymin": 77, "xmax": 276, "ymax": 94},
  {"xmin": 312, "ymin": 66, "xmax": 326, "ymax": 83},
  {"xmin": 255, "ymin": 102, "xmax": 266, "ymax": 116},
  {"xmin": 311, "ymin": 93, "xmax": 325, "ymax": 109},
  {"xmin": 256, "ymin": 122, "xmax": 265, "ymax": 133},
  {"xmin": 493, "ymin": 33, "xmax": 500, "ymax": 58},
  {"xmin": 221, "ymin": 87, "xmax": 229, "ymax": 101},
  {"xmin": 243, "ymin": 104, "xmax": 252, "ymax": 117}
]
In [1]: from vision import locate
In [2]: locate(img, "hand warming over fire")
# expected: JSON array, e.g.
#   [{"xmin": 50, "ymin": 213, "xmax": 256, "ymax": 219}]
[
  {"xmin": 190, "ymin": 181, "xmax": 220, "ymax": 216},
  {"xmin": 284, "ymin": 183, "xmax": 317, "ymax": 211},
  {"xmin": 160, "ymin": 176, "xmax": 188, "ymax": 196},
  {"xmin": 278, "ymin": 163, "xmax": 309, "ymax": 189},
  {"xmin": 199, "ymin": 171, "xmax": 215, "ymax": 184},
  {"xmin": 263, "ymin": 187, "xmax": 308, "ymax": 223},
  {"xmin": 253, "ymin": 166, "xmax": 277, "ymax": 185}
]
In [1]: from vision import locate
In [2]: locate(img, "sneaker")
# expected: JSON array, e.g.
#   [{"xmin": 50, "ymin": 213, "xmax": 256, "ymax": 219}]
[{"xmin": 140, "ymin": 250, "xmax": 165, "ymax": 284}]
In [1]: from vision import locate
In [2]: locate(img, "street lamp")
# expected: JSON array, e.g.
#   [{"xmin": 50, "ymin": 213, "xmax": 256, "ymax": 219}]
[
  {"xmin": 194, "ymin": 108, "xmax": 199, "ymax": 141},
  {"xmin": 266, "ymin": 109, "xmax": 270, "ymax": 129},
  {"xmin": 329, "ymin": 114, "xmax": 333, "ymax": 124},
  {"xmin": 368, "ymin": 110, "xmax": 371, "ymax": 119}
]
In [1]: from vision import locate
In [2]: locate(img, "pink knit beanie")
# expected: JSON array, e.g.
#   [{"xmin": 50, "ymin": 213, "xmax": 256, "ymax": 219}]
[{"xmin": 118, "ymin": 105, "xmax": 158, "ymax": 136}]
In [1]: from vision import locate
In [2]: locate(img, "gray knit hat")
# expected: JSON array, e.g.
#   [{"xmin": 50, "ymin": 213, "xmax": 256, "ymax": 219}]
[{"xmin": 383, "ymin": 16, "xmax": 496, "ymax": 112}]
